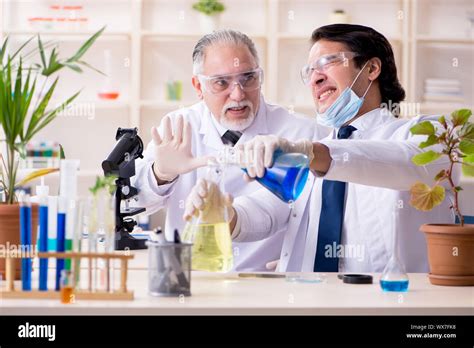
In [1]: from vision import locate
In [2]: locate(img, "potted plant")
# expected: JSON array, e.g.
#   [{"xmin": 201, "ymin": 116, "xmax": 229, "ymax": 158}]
[
  {"xmin": 0, "ymin": 28, "xmax": 104, "ymax": 277},
  {"xmin": 409, "ymin": 108, "xmax": 474, "ymax": 286},
  {"xmin": 192, "ymin": 0, "xmax": 225, "ymax": 33}
]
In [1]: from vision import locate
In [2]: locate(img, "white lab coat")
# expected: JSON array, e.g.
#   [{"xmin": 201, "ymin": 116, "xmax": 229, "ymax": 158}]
[
  {"xmin": 232, "ymin": 108, "xmax": 458, "ymax": 272},
  {"xmin": 132, "ymin": 96, "xmax": 330, "ymax": 271}
]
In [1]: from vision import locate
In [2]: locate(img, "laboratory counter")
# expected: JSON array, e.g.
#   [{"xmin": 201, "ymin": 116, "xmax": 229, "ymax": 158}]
[{"xmin": 1, "ymin": 270, "xmax": 473, "ymax": 315}]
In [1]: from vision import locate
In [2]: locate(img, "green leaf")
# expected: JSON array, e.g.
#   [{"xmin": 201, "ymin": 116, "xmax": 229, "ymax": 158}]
[
  {"xmin": 59, "ymin": 144, "xmax": 66, "ymax": 159},
  {"xmin": 63, "ymin": 63, "xmax": 83, "ymax": 73},
  {"xmin": 67, "ymin": 26, "xmax": 105, "ymax": 63},
  {"xmin": 438, "ymin": 115, "xmax": 447, "ymax": 129},
  {"xmin": 410, "ymin": 182, "xmax": 445, "ymax": 211},
  {"xmin": 77, "ymin": 60, "xmax": 105, "ymax": 76},
  {"xmin": 454, "ymin": 186, "xmax": 463, "ymax": 192},
  {"xmin": 459, "ymin": 139, "xmax": 474, "ymax": 155},
  {"xmin": 412, "ymin": 150, "xmax": 442, "ymax": 166},
  {"xmin": 37, "ymin": 35, "xmax": 47, "ymax": 69},
  {"xmin": 434, "ymin": 169, "xmax": 446, "ymax": 181},
  {"xmin": 464, "ymin": 154, "xmax": 474, "ymax": 163},
  {"xmin": 459, "ymin": 123, "xmax": 474, "ymax": 140},
  {"xmin": 451, "ymin": 108, "xmax": 472, "ymax": 127},
  {"xmin": 419, "ymin": 134, "xmax": 439, "ymax": 149},
  {"xmin": 462, "ymin": 163, "xmax": 474, "ymax": 177},
  {"xmin": 410, "ymin": 121, "xmax": 435, "ymax": 136}
]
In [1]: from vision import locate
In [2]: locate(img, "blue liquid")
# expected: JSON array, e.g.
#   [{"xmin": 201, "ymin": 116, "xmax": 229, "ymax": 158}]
[
  {"xmin": 55, "ymin": 212, "xmax": 66, "ymax": 291},
  {"xmin": 243, "ymin": 151, "xmax": 310, "ymax": 203},
  {"xmin": 38, "ymin": 205, "xmax": 48, "ymax": 291},
  {"xmin": 20, "ymin": 205, "xmax": 32, "ymax": 291},
  {"xmin": 47, "ymin": 238, "xmax": 57, "ymax": 251},
  {"xmin": 380, "ymin": 279, "xmax": 409, "ymax": 292}
]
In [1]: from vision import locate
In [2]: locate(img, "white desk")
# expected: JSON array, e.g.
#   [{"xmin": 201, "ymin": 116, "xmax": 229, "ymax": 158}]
[{"xmin": 1, "ymin": 268, "xmax": 473, "ymax": 315}]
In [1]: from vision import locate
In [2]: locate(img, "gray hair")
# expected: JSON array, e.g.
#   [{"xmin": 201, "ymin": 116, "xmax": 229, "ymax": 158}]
[{"xmin": 192, "ymin": 29, "xmax": 259, "ymax": 75}]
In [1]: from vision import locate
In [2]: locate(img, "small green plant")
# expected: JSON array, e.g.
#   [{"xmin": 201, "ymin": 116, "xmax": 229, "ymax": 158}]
[
  {"xmin": 0, "ymin": 27, "xmax": 104, "ymax": 204},
  {"xmin": 192, "ymin": 0, "xmax": 225, "ymax": 16},
  {"xmin": 409, "ymin": 108, "xmax": 474, "ymax": 226},
  {"xmin": 89, "ymin": 175, "xmax": 117, "ymax": 196}
]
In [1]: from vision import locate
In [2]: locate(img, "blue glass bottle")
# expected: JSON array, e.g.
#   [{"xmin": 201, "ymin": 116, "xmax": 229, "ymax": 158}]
[
  {"xmin": 217, "ymin": 147, "xmax": 310, "ymax": 203},
  {"xmin": 380, "ymin": 210, "xmax": 409, "ymax": 292}
]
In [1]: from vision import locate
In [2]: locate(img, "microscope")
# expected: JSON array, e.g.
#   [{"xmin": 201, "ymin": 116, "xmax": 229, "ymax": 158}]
[{"xmin": 102, "ymin": 127, "xmax": 147, "ymax": 250}]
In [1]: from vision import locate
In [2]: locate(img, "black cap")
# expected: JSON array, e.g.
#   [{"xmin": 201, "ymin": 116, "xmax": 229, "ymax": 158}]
[{"xmin": 339, "ymin": 274, "xmax": 373, "ymax": 284}]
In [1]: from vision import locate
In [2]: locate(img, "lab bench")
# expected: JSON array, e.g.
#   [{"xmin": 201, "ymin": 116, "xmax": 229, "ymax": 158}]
[{"xmin": 1, "ymin": 251, "xmax": 473, "ymax": 315}]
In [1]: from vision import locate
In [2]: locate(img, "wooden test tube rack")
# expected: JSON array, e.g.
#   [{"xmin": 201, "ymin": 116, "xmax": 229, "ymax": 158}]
[{"xmin": 0, "ymin": 251, "xmax": 134, "ymax": 301}]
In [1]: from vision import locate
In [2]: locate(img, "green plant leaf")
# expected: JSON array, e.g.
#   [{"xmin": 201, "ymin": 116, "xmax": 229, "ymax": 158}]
[
  {"xmin": 454, "ymin": 186, "xmax": 463, "ymax": 192},
  {"xmin": 459, "ymin": 123, "xmax": 474, "ymax": 140},
  {"xmin": 464, "ymin": 154, "xmax": 474, "ymax": 163},
  {"xmin": 410, "ymin": 182, "xmax": 445, "ymax": 211},
  {"xmin": 411, "ymin": 150, "xmax": 442, "ymax": 166},
  {"xmin": 419, "ymin": 134, "xmax": 439, "ymax": 149},
  {"xmin": 77, "ymin": 60, "xmax": 105, "ymax": 76},
  {"xmin": 59, "ymin": 144, "xmax": 66, "ymax": 159},
  {"xmin": 459, "ymin": 139, "xmax": 474, "ymax": 154},
  {"xmin": 63, "ymin": 63, "xmax": 83, "ymax": 73},
  {"xmin": 410, "ymin": 121, "xmax": 435, "ymax": 136},
  {"xmin": 434, "ymin": 169, "xmax": 446, "ymax": 181},
  {"xmin": 438, "ymin": 115, "xmax": 447, "ymax": 129},
  {"xmin": 462, "ymin": 163, "xmax": 474, "ymax": 177},
  {"xmin": 451, "ymin": 108, "xmax": 472, "ymax": 127},
  {"xmin": 67, "ymin": 26, "xmax": 105, "ymax": 63},
  {"xmin": 37, "ymin": 35, "xmax": 47, "ymax": 69}
]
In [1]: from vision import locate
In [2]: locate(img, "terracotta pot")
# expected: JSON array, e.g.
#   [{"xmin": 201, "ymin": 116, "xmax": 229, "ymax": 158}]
[
  {"xmin": 420, "ymin": 223, "xmax": 474, "ymax": 286},
  {"xmin": 0, "ymin": 203, "xmax": 38, "ymax": 280}
]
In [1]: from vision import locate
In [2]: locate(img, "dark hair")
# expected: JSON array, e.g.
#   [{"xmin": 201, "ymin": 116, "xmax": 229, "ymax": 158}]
[{"xmin": 311, "ymin": 24, "xmax": 405, "ymax": 116}]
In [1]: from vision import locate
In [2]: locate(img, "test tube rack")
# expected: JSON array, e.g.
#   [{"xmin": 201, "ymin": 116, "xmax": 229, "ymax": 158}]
[{"xmin": 0, "ymin": 251, "xmax": 134, "ymax": 301}]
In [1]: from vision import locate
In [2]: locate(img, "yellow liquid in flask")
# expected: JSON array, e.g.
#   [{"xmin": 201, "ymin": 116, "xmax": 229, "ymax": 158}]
[{"xmin": 186, "ymin": 222, "xmax": 233, "ymax": 272}]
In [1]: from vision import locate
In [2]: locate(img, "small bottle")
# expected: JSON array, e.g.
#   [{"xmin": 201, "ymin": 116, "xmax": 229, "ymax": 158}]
[
  {"xmin": 380, "ymin": 210, "xmax": 409, "ymax": 292},
  {"xmin": 60, "ymin": 270, "xmax": 75, "ymax": 304},
  {"xmin": 216, "ymin": 146, "xmax": 310, "ymax": 203}
]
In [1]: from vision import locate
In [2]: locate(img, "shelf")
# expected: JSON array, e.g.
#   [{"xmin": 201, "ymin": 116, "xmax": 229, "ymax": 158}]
[
  {"xmin": 419, "ymin": 102, "xmax": 472, "ymax": 113},
  {"xmin": 141, "ymin": 31, "xmax": 267, "ymax": 41},
  {"xmin": 140, "ymin": 100, "xmax": 195, "ymax": 109},
  {"xmin": 277, "ymin": 32, "xmax": 402, "ymax": 42},
  {"xmin": 416, "ymin": 35, "xmax": 474, "ymax": 45},
  {"xmin": 4, "ymin": 29, "xmax": 130, "ymax": 39}
]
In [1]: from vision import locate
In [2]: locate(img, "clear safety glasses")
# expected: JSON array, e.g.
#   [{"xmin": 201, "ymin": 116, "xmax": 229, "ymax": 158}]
[
  {"xmin": 198, "ymin": 68, "xmax": 264, "ymax": 94},
  {"xmin": 300, "ymin": 51, "xmax": 359, "ymax": 85}
]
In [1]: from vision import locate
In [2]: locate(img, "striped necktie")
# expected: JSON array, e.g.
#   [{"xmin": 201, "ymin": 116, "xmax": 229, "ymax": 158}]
[{"xmin": 221, "ymin": 130, "xmax": 242, "ymax": 147}]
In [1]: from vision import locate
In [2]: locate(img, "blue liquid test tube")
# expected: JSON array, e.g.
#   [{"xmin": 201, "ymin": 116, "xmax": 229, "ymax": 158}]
[
  {"xmin": 19, "ymin": 193, "xmax": 32, "ymax": 291},
  {"xmin": 38, "ymin": 198, "xmax": 49, "ymax": 291},
  {"xmin": 55, "ymin": 197, "xmax": 67, "ymax": 291}
]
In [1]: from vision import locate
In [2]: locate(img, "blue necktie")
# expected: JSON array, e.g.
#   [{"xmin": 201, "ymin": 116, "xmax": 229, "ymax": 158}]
[{"xmin": 314, "ymin": 125, "xmax": 357, "ymax": 272}]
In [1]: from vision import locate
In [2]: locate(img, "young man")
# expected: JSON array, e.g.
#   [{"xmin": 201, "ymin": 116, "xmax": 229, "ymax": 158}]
[
  {"xmin": 184, "ymin": 24, "xmax": 458, "ymax": 273},
  {"xmin": 132, "ymin": 29, "xmax": 329, "ymax": 271}
]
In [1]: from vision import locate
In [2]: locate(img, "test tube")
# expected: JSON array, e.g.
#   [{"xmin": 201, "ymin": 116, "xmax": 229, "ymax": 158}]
[{"xmin": 19, "ymin": 193, "xmax": 32, "ymax": 291}]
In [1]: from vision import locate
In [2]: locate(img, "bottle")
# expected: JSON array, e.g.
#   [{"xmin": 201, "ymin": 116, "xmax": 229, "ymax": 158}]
[
  {"xmin": 217, "ymin": 146, "xmax": 310, "ymax": 203},
  {"xmin": 182, "ymin": 165, "xmax": 233, "ymax": 272},
  {"xmin": 380, "ymin": 210, "xmax": 409, "ymax": 292}
]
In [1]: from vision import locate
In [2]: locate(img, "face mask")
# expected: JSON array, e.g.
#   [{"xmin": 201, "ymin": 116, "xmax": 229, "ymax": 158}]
[{"xmin": 316, "ymin": 61, "xmax": 373, "ymax": 128}]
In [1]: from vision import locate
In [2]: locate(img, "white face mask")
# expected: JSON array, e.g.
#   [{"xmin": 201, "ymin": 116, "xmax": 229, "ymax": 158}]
[{"xmin": 316, "ymin": 61, "xmax": 373, "ymax": 128}]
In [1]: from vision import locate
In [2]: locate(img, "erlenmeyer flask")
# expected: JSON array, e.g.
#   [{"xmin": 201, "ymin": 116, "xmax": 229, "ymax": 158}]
[
  {"xmin": 218, "ymin": 147, "xmax": 309, "ymax": 203},
  {"xmin": 380, "ymin": 210, "xmax": 409, "ymax": 292},
  {"xmin": 182, "ymin": 165, "xmax": 233, "ymax": 272}
]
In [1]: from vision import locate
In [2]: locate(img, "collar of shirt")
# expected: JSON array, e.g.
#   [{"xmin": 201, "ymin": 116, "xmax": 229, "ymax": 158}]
[
  {"xmin": 327, "ymin": 107, "xmax": 394, "ymax": 140},
  {"xmin": 199, "ymin": 95, "xmax": 269, "ymax": 149}
]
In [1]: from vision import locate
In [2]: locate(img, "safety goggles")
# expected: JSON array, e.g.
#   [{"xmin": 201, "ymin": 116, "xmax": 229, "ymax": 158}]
[
  {"xmin": 197, "ymin": 68, "xmax": 263, "ymax": 94},
  {"xmin": 300, "ymin": 52, "xmax": 359, "ymax": 85}
]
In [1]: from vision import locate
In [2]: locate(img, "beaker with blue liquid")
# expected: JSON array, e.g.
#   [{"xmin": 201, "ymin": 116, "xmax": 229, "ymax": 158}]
[
  {"xmin": 380, "ymin": 210, "xmax": 409, "ymax": 292},
  {"xmin": 217, "ymin": 147, "xmax": 310, "ymax": 203}
]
